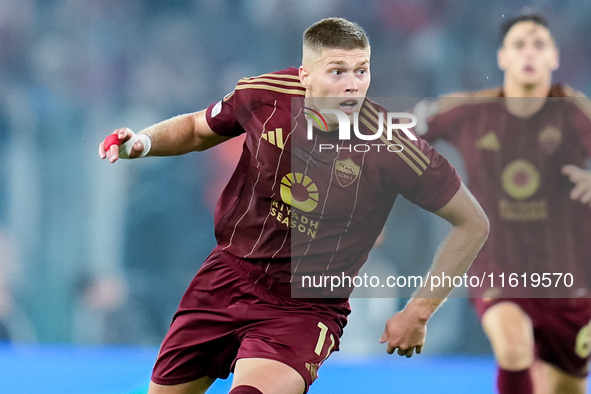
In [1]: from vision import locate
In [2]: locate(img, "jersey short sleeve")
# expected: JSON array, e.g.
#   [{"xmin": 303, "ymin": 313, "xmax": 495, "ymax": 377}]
[
  {"xmin": 400, "ymin": 138, "xmax": 462, "ymax": 212},
  {"xmin": 367, "ymin": 100, "xmax": 462, "ymax": 212},
  {"xmin": 205, "ymin": 91, "xmax": 245, "ymax": 137}
]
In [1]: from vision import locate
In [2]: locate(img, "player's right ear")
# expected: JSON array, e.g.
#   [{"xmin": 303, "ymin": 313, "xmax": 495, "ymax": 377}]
[{"xmin": 299, "ymin": 65, "xmax": 311, "ymax": 89}]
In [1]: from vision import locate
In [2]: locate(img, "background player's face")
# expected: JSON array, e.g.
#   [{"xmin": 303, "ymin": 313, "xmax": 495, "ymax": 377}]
[
  {"xmin": 300, "ymin": 47, "xmax": 370, "ymax": 119},
  {"xmin": 498, "ymin": 21, "xmax": 559, "ymax": 87}
]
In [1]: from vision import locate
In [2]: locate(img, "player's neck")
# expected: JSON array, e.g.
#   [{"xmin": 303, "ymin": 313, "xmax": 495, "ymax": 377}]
[
  {"xmin": 503, "ymin": 76, "xmax": 551, "ymax": 97},
  {"xmin": 502, "ymin": 78, "xmax": 550, "ymax": 118}
]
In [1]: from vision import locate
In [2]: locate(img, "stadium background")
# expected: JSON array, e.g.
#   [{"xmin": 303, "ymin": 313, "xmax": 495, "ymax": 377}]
[{"xmin": 0, "ymin": 0, "xmax": 589, "ymax": 392}]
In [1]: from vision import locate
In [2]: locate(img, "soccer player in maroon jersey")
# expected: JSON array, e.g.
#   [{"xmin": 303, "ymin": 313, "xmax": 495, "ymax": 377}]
[
  {"xmin": 99, "ymin": 18, "xmax": 489, "ymax": 394},
  {"xmin": 418, "ymin": 14, "xmax": 591, "ymax": 394}
]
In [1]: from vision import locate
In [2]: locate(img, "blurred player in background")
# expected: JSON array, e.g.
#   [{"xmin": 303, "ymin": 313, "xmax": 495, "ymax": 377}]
[
  {"xmin": 99, "ymin": 18, "xmax": 488, "ymax": 394},
  {"xmin": 418, "ymin": 14, "xmax": 591, "ymax": 394}
]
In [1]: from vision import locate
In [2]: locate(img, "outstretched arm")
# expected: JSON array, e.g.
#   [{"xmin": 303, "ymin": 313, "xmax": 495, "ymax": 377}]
[
  {"xmin": 562, "ymin": 165, "xmax": 591, "ymax": 207},
  {"xmin": 98, "ymin": 110, "xmax": 231, "ymax": 163},
  {"xmin": 379, "ymin": 182, "xmax": 489, "ymax": 357}
]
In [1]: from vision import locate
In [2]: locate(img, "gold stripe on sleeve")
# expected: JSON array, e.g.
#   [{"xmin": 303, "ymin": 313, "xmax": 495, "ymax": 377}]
[
  {"xmin": 245, "ymin": 73, "xmax": 301, "ymax": 81},
  {"xmin": 235, "ymin": 84, "xmax": 306, "ymax": 95},
  {"xmin": 238, "ymin": 77, "xmax": 304, "ymax": 88}
]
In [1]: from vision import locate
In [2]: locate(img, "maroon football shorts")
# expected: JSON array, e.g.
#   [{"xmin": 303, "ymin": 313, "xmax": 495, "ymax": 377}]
[
  {"xmin": 151, "ymin": 246, "xmax": 350, "ymax": 392},
  {"xmin": 472, "ymin": 297, "xmax": 591, "ymax": 377}
]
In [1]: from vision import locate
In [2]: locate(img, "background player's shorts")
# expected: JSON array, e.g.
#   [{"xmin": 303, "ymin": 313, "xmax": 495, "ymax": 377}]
[
  {"xmin": 151, "ymin": 246, "xmax": 350, "ymax": 392},
  {"xmin": 472, "ymin": 297, "xmax": 591, "ymax": 377}
]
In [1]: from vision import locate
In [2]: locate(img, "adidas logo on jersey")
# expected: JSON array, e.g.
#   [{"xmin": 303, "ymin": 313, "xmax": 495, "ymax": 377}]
[
  {"xmin": 262, "ymin": 128, "xmax": 285, "ymax": 149},
  {"xmin": 476, "ymin": 130, "xmax": 500, "ymax": 151}
]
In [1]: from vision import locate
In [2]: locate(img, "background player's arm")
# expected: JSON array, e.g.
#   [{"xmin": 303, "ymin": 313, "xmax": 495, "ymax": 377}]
[
  {"xmin": 99, "ymin": 110, "xmax": 231, "ymax": 163},
  {"xmin": 562, "ymin": 92, "xmax": 591, "ymax": 207},
  {"xmin": 562, "ymin": 165, "xmax": 591, "ymax": 207},
  {"xmin": 380, "ymin": 183, "xmax": 489, "ymax": 356}
]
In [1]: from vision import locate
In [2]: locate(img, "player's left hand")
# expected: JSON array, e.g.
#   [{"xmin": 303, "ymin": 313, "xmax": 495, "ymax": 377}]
[
  {"xmin": 379, "ymin": 307, "xmax": 427, "ymax": 358},
  {"xmin": 562, "ymin": 165, "xmax": 591, "ymax": 207}
]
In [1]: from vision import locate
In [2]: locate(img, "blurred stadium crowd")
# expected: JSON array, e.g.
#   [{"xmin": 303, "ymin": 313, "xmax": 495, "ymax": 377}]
[{"xmin": 0, "ymin": 0, "xmax": 590, "ymax": 354}]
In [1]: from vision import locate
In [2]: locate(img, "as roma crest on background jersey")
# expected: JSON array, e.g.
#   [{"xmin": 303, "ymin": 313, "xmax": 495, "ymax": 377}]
[
  {"xmin": 334, "ymin": 158, "xmax": 360, "ymax": 187},
  {"xmin": 537, "ymin": 125, "xmax": 562, "ymax": 155}
]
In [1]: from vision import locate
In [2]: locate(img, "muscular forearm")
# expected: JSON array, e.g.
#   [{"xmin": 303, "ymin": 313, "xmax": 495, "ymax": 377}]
[
  {"xmin": 377, "ymin": 223, "xmax": 487, "ymax": 357},
  {"xmin": 140, "ymin": 113, "xmax": 200, "ymax": 156},
  {"xmin": 100, "ymin": 110, "xmax": 230, "ymax": 163},
  {"xmin": 407, "ymin": 218, "xmax": 488, "ymax": 319},
  {"xmin": 402, "ymin": 183, "xmax": 490, "ymax": 320},
  {"xmin": 409, "ymin": 226, "xmax": 487, "ymax": 318}
]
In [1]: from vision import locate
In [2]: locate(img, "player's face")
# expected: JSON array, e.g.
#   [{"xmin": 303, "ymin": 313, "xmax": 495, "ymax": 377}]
[
  {"xmin": 498, "ymin": 22, "xmax": 559, "ymax": 87},
  {"xmin": 300, "ymin": 47, "xmax": 371, "ymax": 116}
]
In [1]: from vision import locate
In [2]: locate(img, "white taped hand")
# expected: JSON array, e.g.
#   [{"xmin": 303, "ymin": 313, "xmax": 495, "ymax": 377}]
[{"xmin": 119, "ymin": 133, "xmax": 152, "ymax": 159}]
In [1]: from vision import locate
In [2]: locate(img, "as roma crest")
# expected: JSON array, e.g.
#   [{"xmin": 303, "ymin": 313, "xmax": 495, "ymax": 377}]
[
  {"xmin": 335, "ymin": 157, "xmax": 360, "ymax": 187},
  {"xmin": 537, "ymin": 125, "xmax": 562, "ymax": 155}
]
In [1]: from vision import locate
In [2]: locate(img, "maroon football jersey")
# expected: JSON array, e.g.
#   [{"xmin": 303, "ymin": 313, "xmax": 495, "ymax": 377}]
[
  {"xmin": 206, "ymin": 67, "xmax": 460, "ymax": 296},
  {"xmin": 422, "ymin": 86, "xmax": 591, "ymax": 297}
]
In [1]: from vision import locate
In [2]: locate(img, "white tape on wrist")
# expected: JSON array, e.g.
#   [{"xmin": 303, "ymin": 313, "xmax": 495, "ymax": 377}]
[{"xmin": 118, "ymin": 133, "xmax": 152, "ymax": 159}]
